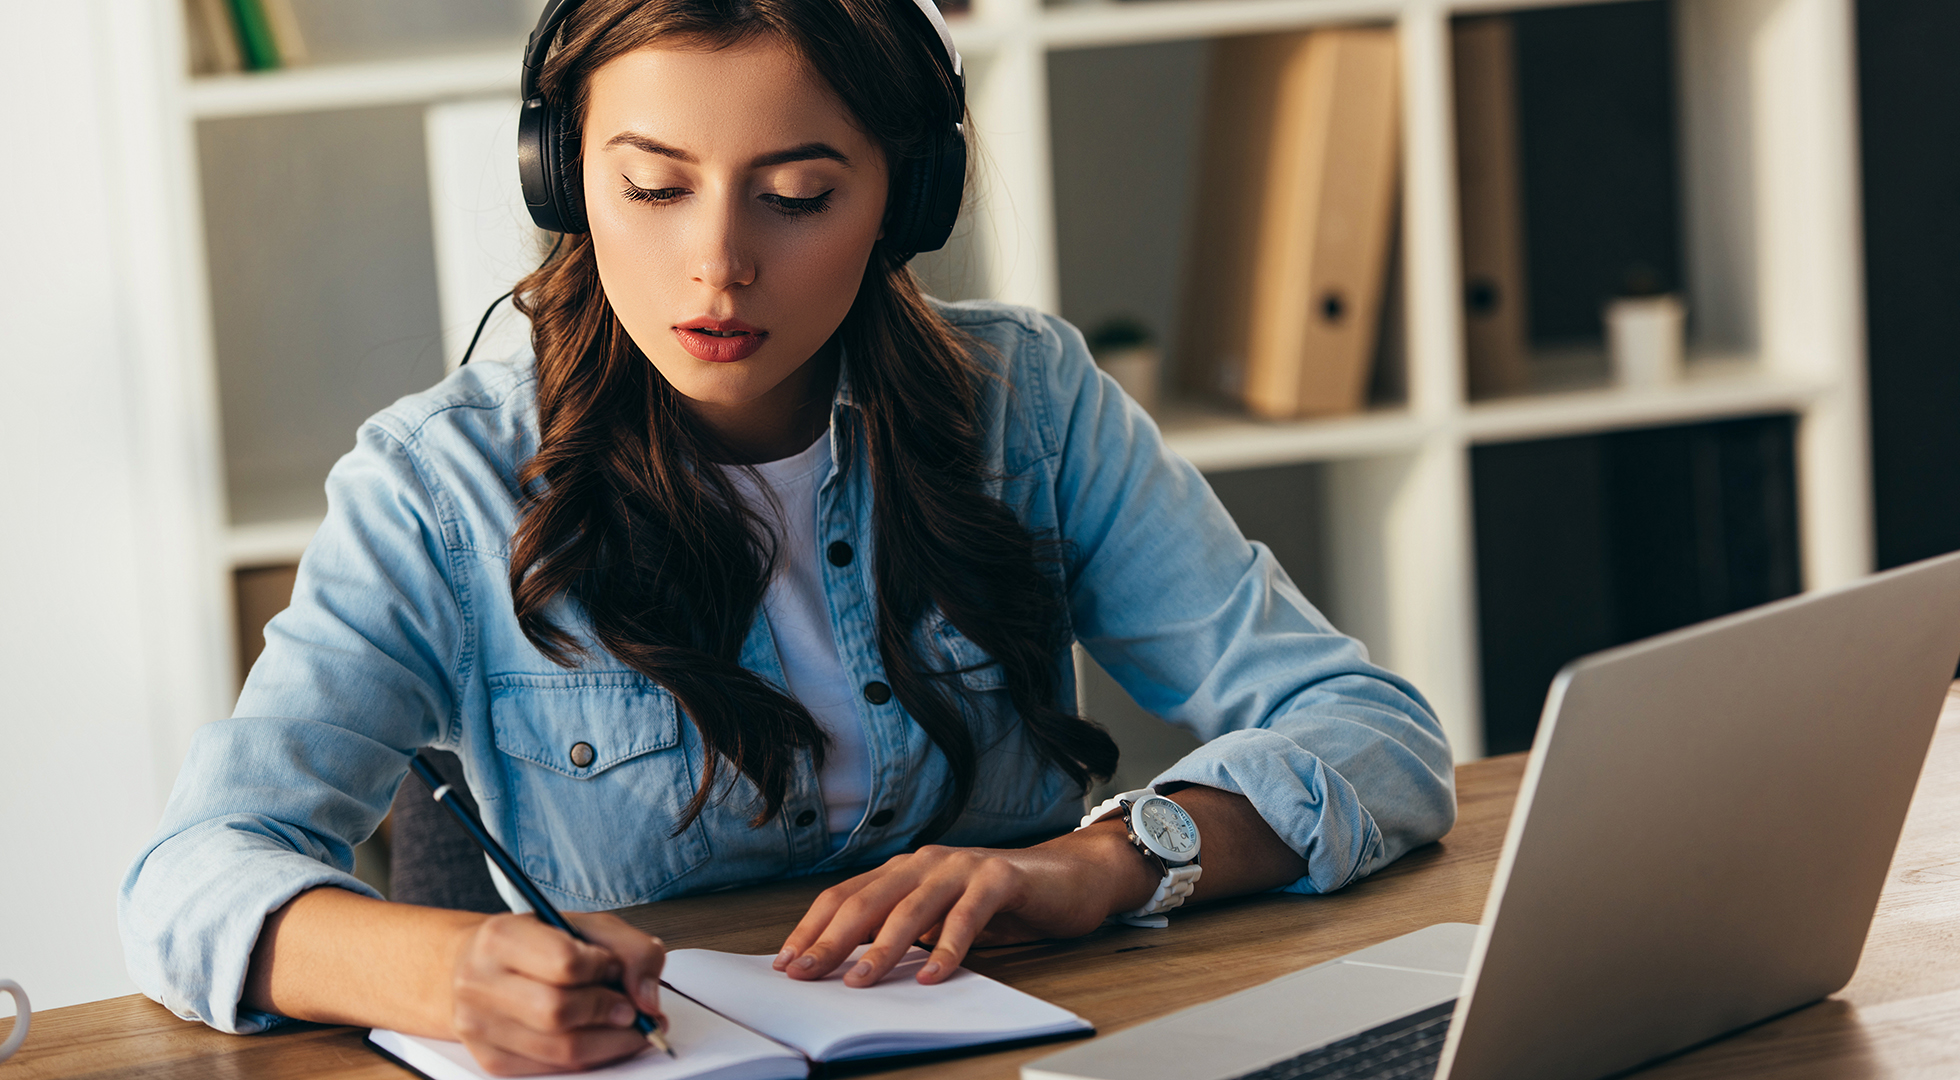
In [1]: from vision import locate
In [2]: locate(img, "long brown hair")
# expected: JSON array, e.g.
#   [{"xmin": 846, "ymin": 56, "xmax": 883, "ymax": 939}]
[{"xmin": 508, "ymin": 0, "xmax": 1117, "ymax": 842}]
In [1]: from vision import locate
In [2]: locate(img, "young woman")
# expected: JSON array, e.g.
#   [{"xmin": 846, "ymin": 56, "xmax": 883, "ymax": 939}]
[{"xmin": 120, "ymin": 0, "xmax": 1455, "ymax": 1073}]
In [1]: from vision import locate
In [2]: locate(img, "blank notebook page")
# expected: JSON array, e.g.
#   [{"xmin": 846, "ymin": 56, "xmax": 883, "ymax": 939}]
[{"xmin": 660, "ymin": 945, "xmax": 1092, "ymax": 1062}]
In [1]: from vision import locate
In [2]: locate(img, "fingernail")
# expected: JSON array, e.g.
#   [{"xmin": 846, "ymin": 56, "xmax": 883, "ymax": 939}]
[
  {"xmin": 795, "ymin": 955, "xmax": 817, "ymax": 970},
  {"xmin": 611, "ymin": 1002, "xmax": 636, "ymax": 1027},
  {"xmin": 640, "ymin": 978, "xmax": 659, "ymax": 1007},
  {"xmin": 774, "ymin": 947, "xmax": 795, "ymax": 968},
  {"xmin": 921, "ymin": 961, "xmax": 941, "ymax": 979},
  {"xmin": 851, "ymin": 960, "xmax": 874, "ymax": 980}
]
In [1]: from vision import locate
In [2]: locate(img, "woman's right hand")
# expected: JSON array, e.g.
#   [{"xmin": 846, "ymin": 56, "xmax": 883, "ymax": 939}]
[{"xmin": 449, "ymin": 911, "xmax": 668, "ymax": 1076}]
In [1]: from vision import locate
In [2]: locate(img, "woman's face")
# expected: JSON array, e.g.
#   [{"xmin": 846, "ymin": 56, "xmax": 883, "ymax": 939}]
[{"xmin": 582, "ymin": 38, "xmax": 887, "ymax": 440}]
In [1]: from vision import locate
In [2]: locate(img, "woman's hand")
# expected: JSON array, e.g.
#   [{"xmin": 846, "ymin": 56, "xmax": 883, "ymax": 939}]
[
  {"xmin": 449, "ymin": 911, "xmax": 667, "ymax": 1076},
  {"xmin": 771, "ymin": 821, "xmax": 1159, "ymax": 988}
]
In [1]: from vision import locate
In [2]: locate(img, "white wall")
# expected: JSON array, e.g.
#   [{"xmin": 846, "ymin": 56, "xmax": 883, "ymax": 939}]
[{"xmin": 0, "ymin": 2, "xmax": 184, "ymax": 1011}]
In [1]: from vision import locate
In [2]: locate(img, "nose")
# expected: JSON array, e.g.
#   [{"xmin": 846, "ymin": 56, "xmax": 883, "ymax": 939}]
[{"xmin": 690, "ymin": 192, "xmax": 755, "ymax": 291}]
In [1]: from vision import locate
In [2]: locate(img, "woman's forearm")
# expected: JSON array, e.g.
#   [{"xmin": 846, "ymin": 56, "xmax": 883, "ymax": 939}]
[
  {"xmin": 243, "ymin": 886, "xmax": 485, "ymax": 1036},
  {"xmin": 1071, "ymin": 784, "xmax": 1308, "ymax": 908},
  {"xmin": 1159, "ymin": 783, "xmax": 1311, "ymax": 902}
]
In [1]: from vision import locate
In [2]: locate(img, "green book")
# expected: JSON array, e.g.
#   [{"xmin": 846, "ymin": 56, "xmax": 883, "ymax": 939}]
[{"xmin": 226, "ymin": 0, "xmax": 281, "ymax": 70}]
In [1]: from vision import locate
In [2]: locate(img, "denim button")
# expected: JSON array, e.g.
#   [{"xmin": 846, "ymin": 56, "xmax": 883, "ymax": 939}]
[
  {"xmin": 568, "ymin": 741, "xmax": 595, "ymax": 769},
  {"xmin": 868, "ymin": 808, "xmax": 895, "ymax": 827},
  {"xmin": 794, "ymin": 809, "xmax": 818, "ymax": 828},
  {"xmin": 827, "ymin": 541, "xmax": 854, "ymax": 567},
  {"xmin": 862, "ymin": 681, "xmax": 891, "ymax": 705}
]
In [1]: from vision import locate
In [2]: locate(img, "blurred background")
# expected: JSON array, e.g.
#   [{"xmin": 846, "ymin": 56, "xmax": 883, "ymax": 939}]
[{"xmin": 3, "ymin": 0, "xmax": 1957, "ymax": 1014}]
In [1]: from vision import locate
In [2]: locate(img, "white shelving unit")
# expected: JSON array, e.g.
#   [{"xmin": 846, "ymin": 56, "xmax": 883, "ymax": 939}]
[{"xmin": 135, "ymin": 0, "xmax": 1870, "ymax": 773}]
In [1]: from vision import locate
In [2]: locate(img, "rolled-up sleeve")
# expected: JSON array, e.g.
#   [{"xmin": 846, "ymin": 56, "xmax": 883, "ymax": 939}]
[
  {"xmin": 118, "ymin": 420, "xmax": 461, "ymax": 1031},
  {"xmin": 1037, "ymin": 314, "xmax": 1455, "ymax": 894}
]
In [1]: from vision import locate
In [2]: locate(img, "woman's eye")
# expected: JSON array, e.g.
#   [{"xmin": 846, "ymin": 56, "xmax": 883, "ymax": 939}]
[
  {"xmin": 760, "ymin": 190, "xmax": 834, "ymax": 218},
  {"xmin": 621, "ymin": 179, "xmax": 684, "ymax": 204}
]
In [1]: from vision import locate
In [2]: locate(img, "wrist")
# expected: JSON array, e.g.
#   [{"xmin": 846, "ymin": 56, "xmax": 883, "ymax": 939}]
[
  {"xmin": 1059, "ymin": 819, "xmax": 1161, "ymax": 918},
  {"xmin": 436, "ymin": 913, "xmax": 493, "ymax": 1037}
]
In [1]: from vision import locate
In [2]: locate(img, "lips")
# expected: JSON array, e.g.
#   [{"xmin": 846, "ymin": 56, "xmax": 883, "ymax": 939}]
[{"xmin": 674, "ymin": 319, "xmax": 768, "ymax": 363}]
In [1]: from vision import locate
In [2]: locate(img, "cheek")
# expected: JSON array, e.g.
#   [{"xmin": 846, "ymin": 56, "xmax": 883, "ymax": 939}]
[
  {"xmin": 768, "ymin": 224, "xmax": 879, "ymax": 319},
  {"xmin": 586, "ymin": 205, "xmax": 681, "ymax": 333}
]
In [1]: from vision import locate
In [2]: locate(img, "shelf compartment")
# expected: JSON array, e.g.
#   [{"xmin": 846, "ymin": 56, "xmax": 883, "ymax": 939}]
[
  {"xmin": 1460, "ymin": 359, "xmax": 1829, "ymax": 445},
  {"xmin": 200, "ymin": 105, "xmax": 447, "ymax": 537}
]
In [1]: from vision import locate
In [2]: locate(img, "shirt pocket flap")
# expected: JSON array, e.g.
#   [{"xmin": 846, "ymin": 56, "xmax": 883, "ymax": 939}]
[
  {"xmin": 935, "ymin": 618, "xmax": 1008, "ymax": 692},
  {"xmin": 488, "ymin": 672, "xmax": 680, "ymax": 779}
]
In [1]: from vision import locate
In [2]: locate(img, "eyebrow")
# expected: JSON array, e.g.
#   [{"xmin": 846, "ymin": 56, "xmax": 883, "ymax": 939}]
[{"xmin": 602, "ymin": 132, "xmax": 851, "ymax": 169}]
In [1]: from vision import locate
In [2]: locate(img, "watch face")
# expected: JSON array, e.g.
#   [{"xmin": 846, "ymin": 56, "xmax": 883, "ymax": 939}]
[{"xmin": 1136, "ymin": 796, "xmax": 1198, "ymax": 858}]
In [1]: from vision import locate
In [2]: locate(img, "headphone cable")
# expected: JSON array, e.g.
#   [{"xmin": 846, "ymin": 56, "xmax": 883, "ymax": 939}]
[{"xmin": 458, "ymin": 233, "xmax": 565, "ymax": 368}]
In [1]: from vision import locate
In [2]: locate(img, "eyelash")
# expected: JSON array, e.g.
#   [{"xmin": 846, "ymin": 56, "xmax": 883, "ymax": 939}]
[
  {"xmin": 619, "ymin": 180, "xmax": 684, "ymax": 204},
  {"xmin": 619, "ymin": 179, "xmax": 834, "ymax": 218},
  {"xmin": 761, "ymin": 190, "xmax": 834, "ymax": 218}
]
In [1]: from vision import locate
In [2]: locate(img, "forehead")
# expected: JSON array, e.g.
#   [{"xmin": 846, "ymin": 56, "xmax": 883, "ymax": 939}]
[{"xmin": 583, "ymin": 38, "xmax": 869, "ymax": 154}]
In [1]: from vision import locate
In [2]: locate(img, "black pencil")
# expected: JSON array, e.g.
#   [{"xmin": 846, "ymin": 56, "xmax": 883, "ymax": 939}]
[{"xmin": 407, "ymin": 752, "xmax": 674, "ymax": 1056}]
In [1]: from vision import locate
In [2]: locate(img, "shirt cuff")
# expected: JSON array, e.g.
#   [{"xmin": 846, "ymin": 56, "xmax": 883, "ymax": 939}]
[
  {"xmin": 120, "ymin": 822, "xmax": 383, "ymax": 1034},
  {"xmin": 1149, "ymin": 728, "xmax": 1385, "ymax": 894}
]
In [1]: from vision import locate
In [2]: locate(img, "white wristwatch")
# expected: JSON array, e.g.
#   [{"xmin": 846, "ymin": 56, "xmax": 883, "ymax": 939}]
[{"xmin": 1076, "ymin": 788, "xmax": 1202, "ymax": 928}]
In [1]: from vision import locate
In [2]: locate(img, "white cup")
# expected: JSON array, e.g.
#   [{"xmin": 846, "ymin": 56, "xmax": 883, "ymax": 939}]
[
  {"xmin": 1094, "ymin": 344, "xmax": 1162, "ymax": 415},
  {"xmin": 1605, "ymin": 294, "xmax": 1687, "ymax": 388},
  {"xmin": 0, "ymin": 979, "xmax": 27, "ymax": 1063}
]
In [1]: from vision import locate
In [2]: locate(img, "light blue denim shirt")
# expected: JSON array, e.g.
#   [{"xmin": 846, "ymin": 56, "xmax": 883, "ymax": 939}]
[{"xmin": 119, "ymin": 299, "xmax": 1456, "ymax": 1033}]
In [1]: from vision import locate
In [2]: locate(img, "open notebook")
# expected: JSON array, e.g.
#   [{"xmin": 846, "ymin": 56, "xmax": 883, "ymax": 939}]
[{"xmin": 368, "ymin": 945, "xmax": 1093, "ymax": 1080}]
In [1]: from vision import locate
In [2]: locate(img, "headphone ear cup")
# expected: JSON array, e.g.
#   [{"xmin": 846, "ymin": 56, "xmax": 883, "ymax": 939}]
[
  {"xmin": 887, "ymin": 130, "xmax": 966, "ymax": 259},
  {"xmin": 550, "ymin": 104, "xmax": 587, "ymax": 234},
  {"xmin": 518, "ymin": 97, "xmax": 563, "ymax": 232},
  {"xmin": 518, "ymin": 96, "xmax": 589, "ymax": 234}
]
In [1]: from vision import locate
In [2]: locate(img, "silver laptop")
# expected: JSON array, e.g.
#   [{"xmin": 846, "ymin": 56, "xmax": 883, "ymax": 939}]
[{"xmin": 1026, "ymin": 549, "xmax": 1960, "ymax": 1080}]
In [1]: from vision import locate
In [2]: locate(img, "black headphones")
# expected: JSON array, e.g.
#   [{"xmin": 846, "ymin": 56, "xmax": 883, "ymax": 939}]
[{"xmin": 516, "ymin": 0, "xmax": 968, "ymax": 259}]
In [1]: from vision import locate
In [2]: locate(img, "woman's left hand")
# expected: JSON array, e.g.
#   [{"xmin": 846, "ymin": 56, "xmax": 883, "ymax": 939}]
[{"xmin": 771, "ymin": 823, "xmax": 1157, "ymax": 988}]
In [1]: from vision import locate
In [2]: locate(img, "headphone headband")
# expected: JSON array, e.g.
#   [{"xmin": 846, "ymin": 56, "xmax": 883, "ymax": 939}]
[
  {"xmin": 524, "ymin": 0, "xmax": 961, "ymax": 101},
  {"xmin": 523, "ymin": 0, "xmax": 586, "ymax": 102},
  {"xmin": 906, "ymin": 0, "xmax": 962, "ymax": 82}
]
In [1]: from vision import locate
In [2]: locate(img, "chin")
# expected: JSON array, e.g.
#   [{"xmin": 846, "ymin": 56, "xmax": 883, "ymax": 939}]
[{"xmin": 655, "ymin": 356, "xmax": 791, "ymax": 408}]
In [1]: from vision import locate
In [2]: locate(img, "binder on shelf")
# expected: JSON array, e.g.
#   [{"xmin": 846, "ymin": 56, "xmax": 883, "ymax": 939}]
[
  {"xmin": 184, "ymin": 0, "xmax": 243, "ymax": 75},
  {"xmin": 1453, "ymin": 15, "xmax": 1531, "ymax": 398},
  {"xmin": 261, "ymin": 0, "xmax": 309, "ymax": 67},
  {"xmin": 1179, "ymin": 29, "xmax": 1402, "ymax": 420},
  {"xmin": 226, "ymin": 0, "xmax": 282, "ymax": 71}
]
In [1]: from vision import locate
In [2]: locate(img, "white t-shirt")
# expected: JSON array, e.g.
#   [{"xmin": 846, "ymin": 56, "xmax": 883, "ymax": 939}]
[{"xmin": 721, "ymin": 431, "xmax": 869, "ymax": 847}]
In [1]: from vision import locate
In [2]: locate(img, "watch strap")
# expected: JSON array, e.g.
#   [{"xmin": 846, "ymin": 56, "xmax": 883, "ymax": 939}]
[
  {"xmin": 1079, "ymin": 789, "xmax": 1152, "ymax": 831},
  {"xmin": 1075, "ymin": 789, "xmax": 1203, "ymax": 929},
  {"xmin": 1115, "ymin": 861, "xmax": 1202, "ymax": 928}
]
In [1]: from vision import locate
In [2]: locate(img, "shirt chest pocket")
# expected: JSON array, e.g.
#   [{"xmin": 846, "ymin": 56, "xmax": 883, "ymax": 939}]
[
  {"xmin": 489, "ymin": 672, "xmax": 712, "ymax": 908},
  {"xmin": 934, "ymin": 621, "xmax": 1069, "ymax": 821}
]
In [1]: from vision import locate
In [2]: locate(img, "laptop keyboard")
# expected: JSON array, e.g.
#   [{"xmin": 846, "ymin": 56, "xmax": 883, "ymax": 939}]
[{"xmin": 1228, "ymin": 1000, "xmax": 1457, "ymax": 1080}]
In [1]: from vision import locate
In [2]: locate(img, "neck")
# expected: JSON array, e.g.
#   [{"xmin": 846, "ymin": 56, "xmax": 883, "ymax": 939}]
[{"xmin": 691, "ymin": 339, "xmax": 841, "ymax": 464}]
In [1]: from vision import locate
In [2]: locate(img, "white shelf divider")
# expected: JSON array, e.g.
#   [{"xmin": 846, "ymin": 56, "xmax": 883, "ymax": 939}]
[
  {"xmin": 187, "ymin": 47, "xmax": 521, "ymax": 119},
  {"xmin": 1162, "ymin": 409, "xmax": 1433, "ymax": 473},
  {"xmin": 226, "ymin": 517, "xmax": 325, "ymax": 569},
  {"xmin": 1460, "ymin": 367, "xmax": 1831, "ymax": 445},
  {"xmin": 1039, "ymin": 0, "xmax": 1405, "ymax": 49}
]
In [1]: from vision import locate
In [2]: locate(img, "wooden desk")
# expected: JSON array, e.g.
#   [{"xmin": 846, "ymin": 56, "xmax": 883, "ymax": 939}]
[{"xmin": 11, "ymin": 682, "xmax": 1959, "ymax": 1079}]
